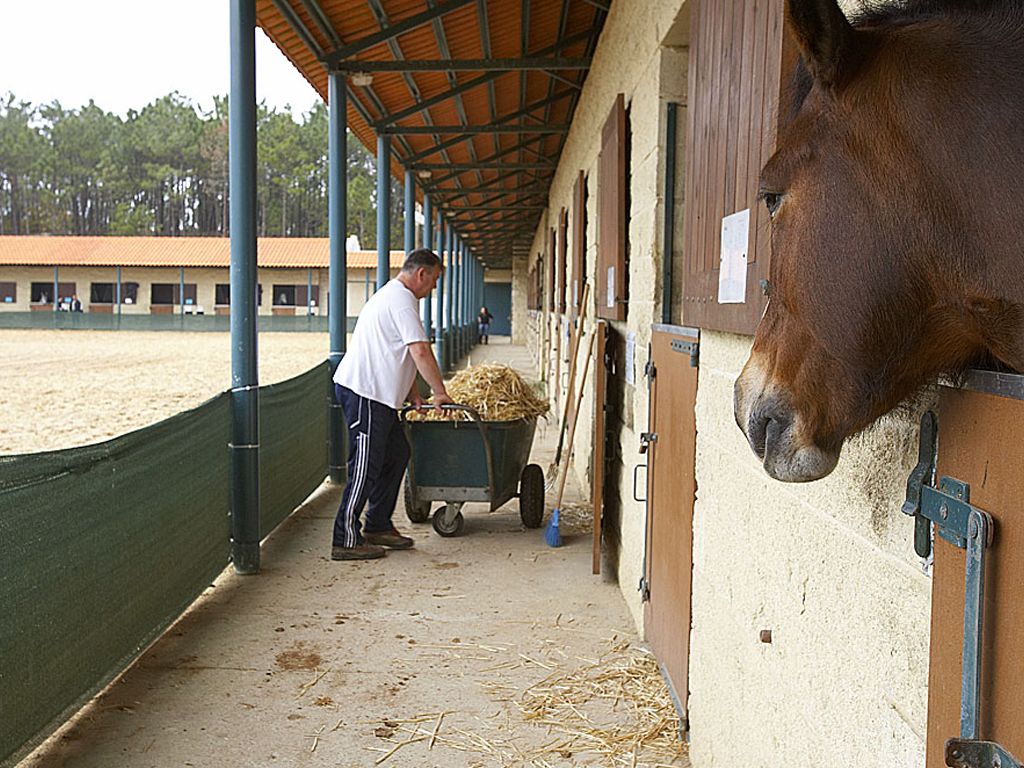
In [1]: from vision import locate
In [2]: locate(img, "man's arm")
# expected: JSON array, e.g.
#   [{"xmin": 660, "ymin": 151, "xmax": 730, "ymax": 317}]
[{"xmin": 408, "ymin": 341, "xmax": 455, "ymax": 407}]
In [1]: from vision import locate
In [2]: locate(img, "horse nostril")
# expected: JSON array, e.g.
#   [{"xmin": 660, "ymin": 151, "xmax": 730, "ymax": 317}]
[{"xmin": 747, "ymin": 412, "xmax": 768, "ymax": 460}]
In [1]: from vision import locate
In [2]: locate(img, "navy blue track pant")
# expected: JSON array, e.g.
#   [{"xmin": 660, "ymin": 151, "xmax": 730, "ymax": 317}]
[{"xmin": 332, "ymin": 384, "xmax": 411, "ymax": 548}]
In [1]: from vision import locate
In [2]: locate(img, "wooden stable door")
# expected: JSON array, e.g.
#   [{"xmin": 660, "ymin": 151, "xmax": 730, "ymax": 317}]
[
  {"xmin": 926, "ymin": 380, "xmax": 1024, "ymax": 767},
  {"xmin": 643, "ymin": 325, "xmax": 699, "ymax": 721}
]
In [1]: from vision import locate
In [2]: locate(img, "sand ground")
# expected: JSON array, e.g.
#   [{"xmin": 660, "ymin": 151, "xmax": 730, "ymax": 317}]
[
  {"xmin": 1, "ymin": 330, "xmax": 335, "ymax": 455},
  {"xmin": 13, "ymin": 337, "xmax": 690, "ymax": 768}
]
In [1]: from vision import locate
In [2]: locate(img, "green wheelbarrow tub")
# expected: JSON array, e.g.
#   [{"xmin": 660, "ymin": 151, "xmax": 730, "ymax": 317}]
[{"xmin": 402, "ymin": 405, "xmax": 538, "ymax": 511}]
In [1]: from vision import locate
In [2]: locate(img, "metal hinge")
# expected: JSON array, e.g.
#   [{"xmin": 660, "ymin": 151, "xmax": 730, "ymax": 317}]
[
  {"xmin": 903, "ymin": 413, "xmax": 1022, "ymax": 768},
  {"xmin": 638, "ymin": 575, "xmax": 650, "ymax": 602},
  {"xmin": 670, "ymin": 338, "xmax": 699, "ymax": 367}
]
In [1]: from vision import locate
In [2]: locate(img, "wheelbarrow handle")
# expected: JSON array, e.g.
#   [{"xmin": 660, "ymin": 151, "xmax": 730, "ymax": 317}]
[{"xmin": 399, "ymin": 403, "xmax": 483, "ymax": 423}]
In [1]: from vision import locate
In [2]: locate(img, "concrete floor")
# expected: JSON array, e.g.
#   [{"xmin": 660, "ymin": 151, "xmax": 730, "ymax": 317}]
[{"xmin": 19, "ymin": 339, "xmax": 687, "ymax": 768}]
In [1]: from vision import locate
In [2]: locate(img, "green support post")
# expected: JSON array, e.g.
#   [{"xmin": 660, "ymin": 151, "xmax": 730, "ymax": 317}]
[
  {"xmin": 435, "ymin": 214, "xmax": 445, "ymax": 372},
  {"xmin": 422, "ymin": 194, "xmax": 433, "ymax": 340},
  {"xmin": 327, "ymin": 71, "xmax": 347, "ymax": 484},
  {"xmin": 377, "ymin": 134, "xmax": 391, "ymax": 291},
  {"xmin": 229, "ymin": 0, "xmax": 260, "ymax": 575}
]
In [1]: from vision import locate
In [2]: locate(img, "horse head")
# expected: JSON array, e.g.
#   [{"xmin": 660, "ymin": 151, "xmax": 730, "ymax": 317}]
[{"xmin": 735, "ymin": 0, "xmax": 1024, "ymax": 481}]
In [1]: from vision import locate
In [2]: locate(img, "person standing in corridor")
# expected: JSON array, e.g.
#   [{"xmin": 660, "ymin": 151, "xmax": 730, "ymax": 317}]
[{"xmin": 331, "ymin": 248, "xmax": 454, "ymax": 561}]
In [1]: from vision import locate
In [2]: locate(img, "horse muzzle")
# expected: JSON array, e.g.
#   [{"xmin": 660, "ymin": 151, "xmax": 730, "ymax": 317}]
[{"xmin": 734, "ymin": 364, "xmax": 840, "ymax": 482}]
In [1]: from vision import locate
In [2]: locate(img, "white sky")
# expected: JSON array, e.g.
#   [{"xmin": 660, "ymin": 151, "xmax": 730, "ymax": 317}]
[{"xmin": 1, "ymin": 1, "xmax": 322, "ymax": 119}]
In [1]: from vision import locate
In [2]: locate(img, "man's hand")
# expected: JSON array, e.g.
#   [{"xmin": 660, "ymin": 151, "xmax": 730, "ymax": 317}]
[
  {"xmin": 410, "ymin": 390, "xmax": 427, "ymax": 411},
  {"xmin": 433, "ymin": 389, "xmax": 455, "ymax": 409}
]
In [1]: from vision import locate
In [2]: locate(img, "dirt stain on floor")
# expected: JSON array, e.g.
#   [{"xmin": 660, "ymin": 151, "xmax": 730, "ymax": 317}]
[{"xmin": 274, "ymin": 642, "xmax": 324, "ymax": 671}]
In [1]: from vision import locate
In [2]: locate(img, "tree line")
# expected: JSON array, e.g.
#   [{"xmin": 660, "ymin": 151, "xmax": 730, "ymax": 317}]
[{"xmin": 0, "ymin": 91, "xmax": 406, "ymax": 246}]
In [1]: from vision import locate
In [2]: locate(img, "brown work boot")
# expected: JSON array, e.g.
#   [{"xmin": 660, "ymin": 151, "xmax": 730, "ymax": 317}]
[
  {"xmin": 331, "ymin": 542, "xmax": 386, "ymax": 560},
  {"xmin": 362, "ymin": 527, "xmax": 415, "ymax": 549}
]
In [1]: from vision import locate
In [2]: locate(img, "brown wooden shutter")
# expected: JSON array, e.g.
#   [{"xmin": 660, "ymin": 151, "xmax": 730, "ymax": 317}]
[
  {"xmin": 571, "ymin": 171, "xmax": 585, "ymax": 313},
  {"xmin": 557, "ymin": 207, "xmax": 568, "ymax": 314},
  {"xmin": 680, "ymin": 0, "xmax": 796, "ymax": 334},
  {"xmin": 597, "ymin": 94, "xmax": 627, "ymax": 321},
  {"xmin": 547, "ymin": 239, "xmax": 556, "ymax": 312}
]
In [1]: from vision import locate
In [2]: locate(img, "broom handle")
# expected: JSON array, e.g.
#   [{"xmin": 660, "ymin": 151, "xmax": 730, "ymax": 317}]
[
  {"xmin": 554, "ymin": 282, "xmax": 590, "ymax": 460},
  {"xmin": 554, "ymin": 331, "xmax": 597, "ymax": 511}
]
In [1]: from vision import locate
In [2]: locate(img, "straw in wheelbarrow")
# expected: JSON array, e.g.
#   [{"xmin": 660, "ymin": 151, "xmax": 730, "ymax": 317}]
[
  {"xmin": 546, "ymin": 332, "xmax": 596, "ymax": 548},
  {"xmin": 408, "ymin": 363, "xmax": 548, "ymax": 422}
]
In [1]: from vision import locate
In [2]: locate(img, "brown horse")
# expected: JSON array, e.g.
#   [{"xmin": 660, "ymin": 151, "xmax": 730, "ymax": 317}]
[{"xmin": 735, "ymin": 0, "xmax": 1024, "ymax": 481}]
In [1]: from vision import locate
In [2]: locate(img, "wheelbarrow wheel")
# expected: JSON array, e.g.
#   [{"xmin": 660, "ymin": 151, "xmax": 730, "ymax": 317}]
[
  {"xmin": 518, "ymin": 463, "xmax": 545, "ymax": 528},
  {"xmin": 403, "ymin": 472, "xmax": 431, "ymax": 523},
  {"xmin": 432, "ymin": 504, "xmax": 465, "ymax": 537}
]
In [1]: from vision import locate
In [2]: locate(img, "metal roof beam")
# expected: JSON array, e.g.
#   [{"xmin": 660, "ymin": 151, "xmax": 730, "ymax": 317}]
[
  {"xmin": 581, "ymin": 0, "xmax": 611, "ymax": 10},
  {"xmin": 297, "ymin": 0, "xmax": 342, "ymax": 50},
  {"xmin": 381, "ymin": 123, "xmax": 569, "ymax": 135},
  {"xmin": 267, "ymin": 0, "xmax": 327, "ymax": 61},
  {"xmin": 429, "ymin": 185, "xmax": 547, "ymax": 195},
  {"xmin": 411, "ymin": 162, "xmax": 553, "ymax": 170},
  {"xmin": 446, "ymin": 205, "xmax": 546, "ymax": 211},
  {"xmin": 325, "ymin": 0, "xmax": 476, "ymax": 65},
  {"xmin": 333, "ymin": 57, "xmax": 592, "ymax": 72},
  {"xmin": 377, "ymin": 24, "xmax": 601, "ymax": 126}
]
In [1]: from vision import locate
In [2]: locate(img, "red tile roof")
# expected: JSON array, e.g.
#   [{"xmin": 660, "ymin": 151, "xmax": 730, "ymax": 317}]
[{"xmin": 0, "ymin": 236, "xmax": 406, "ymax": 269}]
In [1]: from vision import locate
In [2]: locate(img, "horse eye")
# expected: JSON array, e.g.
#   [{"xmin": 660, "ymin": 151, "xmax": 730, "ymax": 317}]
[{"xmin": 760, "ymin": 191, "xmax": 783, "ymax": 218}]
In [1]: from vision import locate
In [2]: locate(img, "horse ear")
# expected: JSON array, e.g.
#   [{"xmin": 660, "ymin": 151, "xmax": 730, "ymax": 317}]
[{"xmin": 786, "ymin": 0, "xmax": 854, "ymax": 87}]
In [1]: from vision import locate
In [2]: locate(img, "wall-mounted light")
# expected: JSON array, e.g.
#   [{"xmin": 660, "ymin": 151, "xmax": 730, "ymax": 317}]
[
  {"xmin": 417, "ymin": 170, "xmax": 432, "ymax": 179},
  {"xmin": 350, "ymin": 72, "xmax": 373, "ymax": 87}
]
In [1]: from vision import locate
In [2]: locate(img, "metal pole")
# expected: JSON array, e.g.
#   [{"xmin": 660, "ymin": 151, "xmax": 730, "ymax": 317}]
[
  {"xmin": 327, "ymin": 71, "xmax": 348, "ymax": 483},
  {"xmin": 422, "ymin": 194, "xmax": 433, "ymax": 340},
  {"xmin": 53, "ymin": 266, "xmax": 58, "ymax": 312},
  {"xmin": 116, "ymin": 266, "xmax": 121, "ymax": 317},
  {"xmin": 376, "ymin": 134, "xmax": 391, "ymax": 290},
  {"xmin": 435, "ymin": 214, "xmax": 445, "ymax": 371},
  {"xmin": 445, "ymin": 222, "xmax": 454, "ymax": 371},
  {"xmin": 180, "ymin": 266, "xmax": 185, "ymax": 316},
  {"xmin": 404, "ymin": 168, "xmax": 415, "ymax": 255},
  {"xmin": 307, "ymin": 267, "xmax": 312, "ymax": 316},
  {"xmin": 229, "ymin": 0, "xmax": 260, "ymax": 575}
]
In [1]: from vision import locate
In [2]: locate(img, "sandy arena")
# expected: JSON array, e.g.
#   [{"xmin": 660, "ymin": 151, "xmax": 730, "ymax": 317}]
[{"xmin": 1, "ymin": 329, "xmax": 336, "ymax": 456}]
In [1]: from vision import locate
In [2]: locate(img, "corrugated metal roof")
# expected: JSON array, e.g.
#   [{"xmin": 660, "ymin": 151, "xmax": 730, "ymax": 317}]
[
  {"xmin": 0, "ymin": 236, "xmax": 405, "ymax": 269},
  {"xmin": 254, "ymin": 0, "xmax": 609, "ymax": 268}
]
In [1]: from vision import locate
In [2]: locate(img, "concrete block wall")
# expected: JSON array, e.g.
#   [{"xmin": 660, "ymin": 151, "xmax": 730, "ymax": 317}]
[
  {"xmin": 688, "ymin": 330, "xmax": 933, "ymax": 766},
  {"xmin": 525, "ymin": 0, "xmax": 694, "ymax": 631}
]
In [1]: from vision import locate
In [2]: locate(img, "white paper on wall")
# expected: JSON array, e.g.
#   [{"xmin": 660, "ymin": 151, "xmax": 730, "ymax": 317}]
[
  {"xmin": 607, "ymin": 267, "xmax": 615, "ymax": 308},
  {"xmin": 717, "ymin": 208, "xmax": 750, "ymax": 304}
]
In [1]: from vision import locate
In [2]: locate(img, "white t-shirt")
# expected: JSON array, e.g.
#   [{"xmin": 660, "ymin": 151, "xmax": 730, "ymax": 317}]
[{"xmin": 334, "ymin": 278, "xmax": 427, "ymax": 409}]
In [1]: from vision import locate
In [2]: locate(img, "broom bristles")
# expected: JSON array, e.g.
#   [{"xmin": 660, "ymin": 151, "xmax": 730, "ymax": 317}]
[{"xmin": 544, "ymin": 508, "xmax": 563, "ymax": 548}]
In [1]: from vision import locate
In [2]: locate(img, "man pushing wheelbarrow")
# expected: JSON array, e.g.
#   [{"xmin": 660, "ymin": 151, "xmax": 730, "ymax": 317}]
[{"xmin": 330, "ymin": 248, "xmax": 454, "ymax": 561}]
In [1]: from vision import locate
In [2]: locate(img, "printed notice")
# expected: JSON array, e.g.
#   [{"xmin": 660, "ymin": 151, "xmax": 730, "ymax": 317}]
[
  {"xmin": 717, "ymin": 208, "xmax": 750, "ymax": 304},
  {"xmin": 625, "ymin": 331, "xmax": 636, "ymax": 386},
  {"xmin": 607, "ymin": 267, "xmax": 616, "ymax": 308}
]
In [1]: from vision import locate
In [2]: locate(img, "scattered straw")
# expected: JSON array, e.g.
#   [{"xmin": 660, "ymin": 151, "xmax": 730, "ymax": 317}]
[{"xmin": 409, "ymin": 363, "xmax": 548, "ymax": 422}]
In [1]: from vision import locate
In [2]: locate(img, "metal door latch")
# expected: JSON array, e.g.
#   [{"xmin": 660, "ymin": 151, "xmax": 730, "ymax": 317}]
[
  {"xmin": 903, "ymin": 413, "xmax": 1022, "ymax": 768},
  {"xmin": 639, "ymin": 432, "xmax": 657, "ymax": 454}
]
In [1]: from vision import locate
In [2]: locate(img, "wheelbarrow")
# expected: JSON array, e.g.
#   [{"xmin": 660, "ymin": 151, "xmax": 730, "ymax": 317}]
[{"xmin": 400, "ymin": 404, "xmax": 545, "ymax": 537}]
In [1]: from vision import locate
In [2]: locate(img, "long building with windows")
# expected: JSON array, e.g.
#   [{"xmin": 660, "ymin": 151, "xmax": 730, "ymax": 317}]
[{"xmin": 0, "ymin": 236, "xmax": 404, "ymax": 317}]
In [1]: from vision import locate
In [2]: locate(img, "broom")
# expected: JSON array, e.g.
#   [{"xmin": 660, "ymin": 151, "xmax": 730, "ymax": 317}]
[
  {"xmin": 545, "ymin": 282, "xmax": 590, "ymax": 491},
  {"xmin": 545, "ymin": 331, "xmax": 596, "ymax": 547}
]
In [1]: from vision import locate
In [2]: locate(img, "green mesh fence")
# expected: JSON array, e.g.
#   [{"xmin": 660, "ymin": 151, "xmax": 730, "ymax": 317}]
[
  {"xmin": 0, "ymin": 311, "xmax": 356, "ymax": 333},
  {"xmin": 0, "ymin": 361, "xmax": 334, "ymax": 767},
  {"xmin": 259, "ymin": 361, "xmax": 331, "ymax": 537}
]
